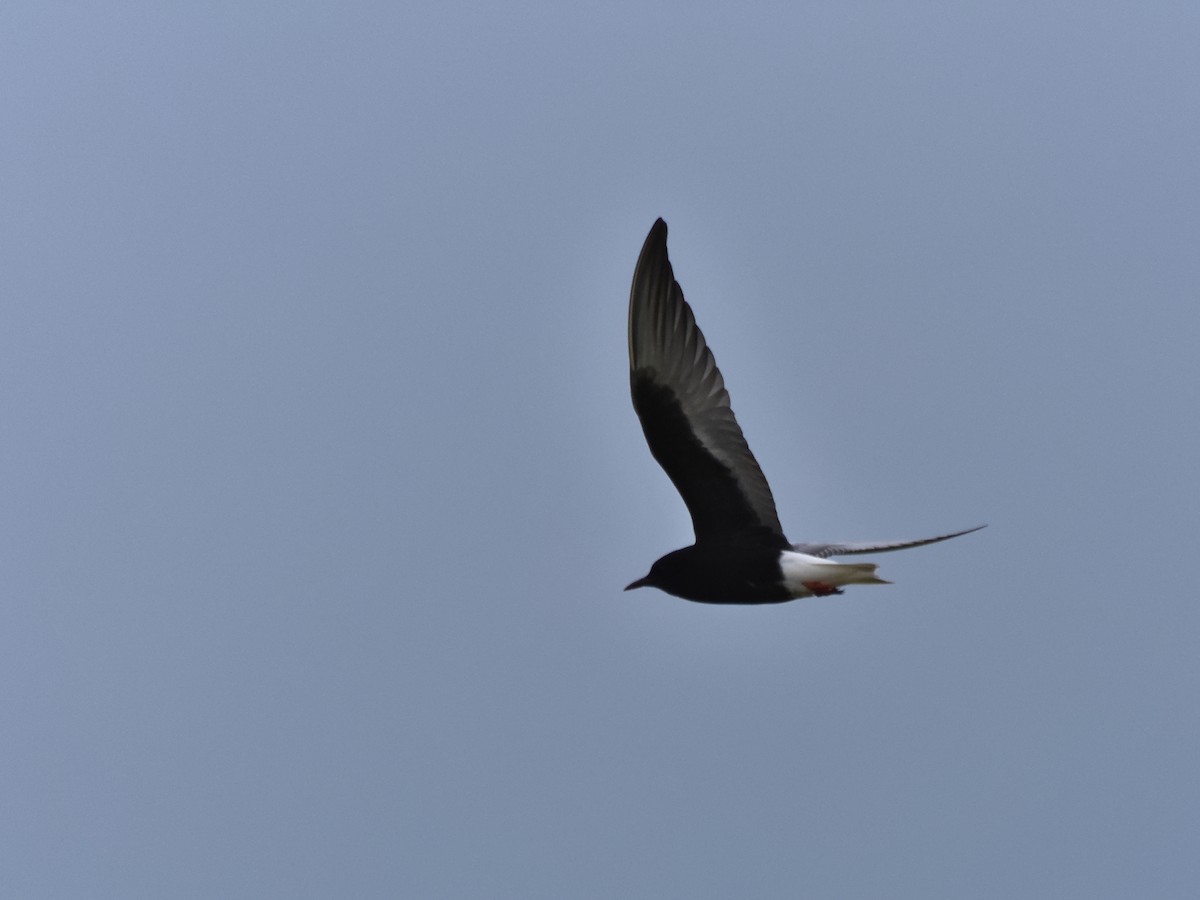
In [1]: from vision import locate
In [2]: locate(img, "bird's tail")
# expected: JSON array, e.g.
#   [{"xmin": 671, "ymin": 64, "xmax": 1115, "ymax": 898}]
[
  {"xmin": 780, "ymin": 552, "xmax": 892, "ymax": 597},
  {"xmin": 800, "ymin": 563, "xmax": 890, "ymax": 597},
  {"xmin": 831, "ymin": 562, "xmax": 891, "ymax": 586}
]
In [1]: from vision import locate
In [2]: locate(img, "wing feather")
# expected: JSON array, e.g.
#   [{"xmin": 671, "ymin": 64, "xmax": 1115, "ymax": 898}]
[
  {"xmin": 793, "ymin": 525, "xmax": 986, "ymax": 558},
  {"xmin": 628, "ymin": 219, "xmax": 783, "ymax": 540}
]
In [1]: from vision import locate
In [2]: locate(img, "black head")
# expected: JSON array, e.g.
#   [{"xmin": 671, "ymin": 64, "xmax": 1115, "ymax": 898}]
[
  {"xmin": 625, "ymin": 546, "xmax": 736, "ymax": 601},
  {"xmin": 623, "ymin": 538, "xmax": 792, "ymax": 604},
  {"xmin": 624, "ymin": 549, "xmax": 688, "ymax": 594}
]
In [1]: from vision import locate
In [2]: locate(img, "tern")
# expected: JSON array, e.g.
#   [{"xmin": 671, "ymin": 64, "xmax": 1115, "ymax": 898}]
[{"xmin": 624, "ymin": 218, "xmax": 983, "ymax": 603}]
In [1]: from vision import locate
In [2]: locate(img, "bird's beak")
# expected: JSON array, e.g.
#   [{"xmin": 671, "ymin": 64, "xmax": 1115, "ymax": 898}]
[{"xmin": 624, "ymin": 576, "xmax": 650, "ymax": 591}]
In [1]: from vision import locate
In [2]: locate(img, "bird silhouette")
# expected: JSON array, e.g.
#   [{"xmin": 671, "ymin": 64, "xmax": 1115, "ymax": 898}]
[{"xmin": 625, "ymin": 219, "xmax": 983, "ymax": 603}]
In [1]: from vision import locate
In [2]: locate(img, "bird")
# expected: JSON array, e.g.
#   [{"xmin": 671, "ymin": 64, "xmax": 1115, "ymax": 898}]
[{"xmin": 624, "ymin": 218, "xmax": 983, "ymax": 604}]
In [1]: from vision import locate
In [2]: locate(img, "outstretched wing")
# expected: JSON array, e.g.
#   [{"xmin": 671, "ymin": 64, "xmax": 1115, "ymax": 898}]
[
  {"xmin": 793, "ymin": 525, "xmax": 986, "ymax": 558},
  {"xmin": 628, "ymin": 219, "xmax": 783, "ymax": 540}
]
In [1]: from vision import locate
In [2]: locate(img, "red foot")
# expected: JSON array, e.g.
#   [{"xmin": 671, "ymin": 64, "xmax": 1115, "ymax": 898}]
[{"xmin": 802, "ymin": 581, "xmax": 845, "ymax": 597}]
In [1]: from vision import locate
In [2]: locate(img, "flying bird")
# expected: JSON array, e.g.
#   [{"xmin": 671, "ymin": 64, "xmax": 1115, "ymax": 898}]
[{"xmin": 625, "ymin": 218, "xmax": 983, "ymax": 604}]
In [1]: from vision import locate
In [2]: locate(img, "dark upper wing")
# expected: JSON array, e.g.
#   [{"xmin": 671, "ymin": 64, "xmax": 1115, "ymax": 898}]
[
  {"xmin": 628, "ymin": 219, "xmax": 783, "ymax": 540},
  {"xmin": 792, "ymin": 525, "xmax": 986, "ymax": 558}
]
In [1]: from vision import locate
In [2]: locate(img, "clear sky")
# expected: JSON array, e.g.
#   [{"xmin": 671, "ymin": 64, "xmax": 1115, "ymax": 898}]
[{"xmin": 4, "ymin": 3, "xmax": 1198, "ymax": 897}]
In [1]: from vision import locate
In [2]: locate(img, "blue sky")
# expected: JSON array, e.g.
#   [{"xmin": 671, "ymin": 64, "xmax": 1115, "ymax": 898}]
[{"xmin": 3, "ymin": 3, "xmax": 1198, "ymax": 897}]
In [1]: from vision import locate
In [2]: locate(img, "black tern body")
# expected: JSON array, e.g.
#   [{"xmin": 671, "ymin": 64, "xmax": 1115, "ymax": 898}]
[{"xmin": 625, "ymin": 218, "xmax": 982, "ymax": 604}]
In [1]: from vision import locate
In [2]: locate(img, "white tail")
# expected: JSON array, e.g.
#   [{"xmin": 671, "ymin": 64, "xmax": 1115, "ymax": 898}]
[{"xmin": 779, "ymin": 551, "xmax": 892, "ymax": 598}]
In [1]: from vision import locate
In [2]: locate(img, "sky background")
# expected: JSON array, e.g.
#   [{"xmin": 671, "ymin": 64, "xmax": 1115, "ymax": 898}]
[{"xmin": 3, "ymin": 2, "xmax": 1198, "ymax": 897}]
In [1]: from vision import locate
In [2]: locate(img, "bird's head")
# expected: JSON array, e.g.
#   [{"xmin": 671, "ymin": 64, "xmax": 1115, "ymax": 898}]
[{"xmin": 624, "ymin": 549, "xmax": 690, "ymax": 594}]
